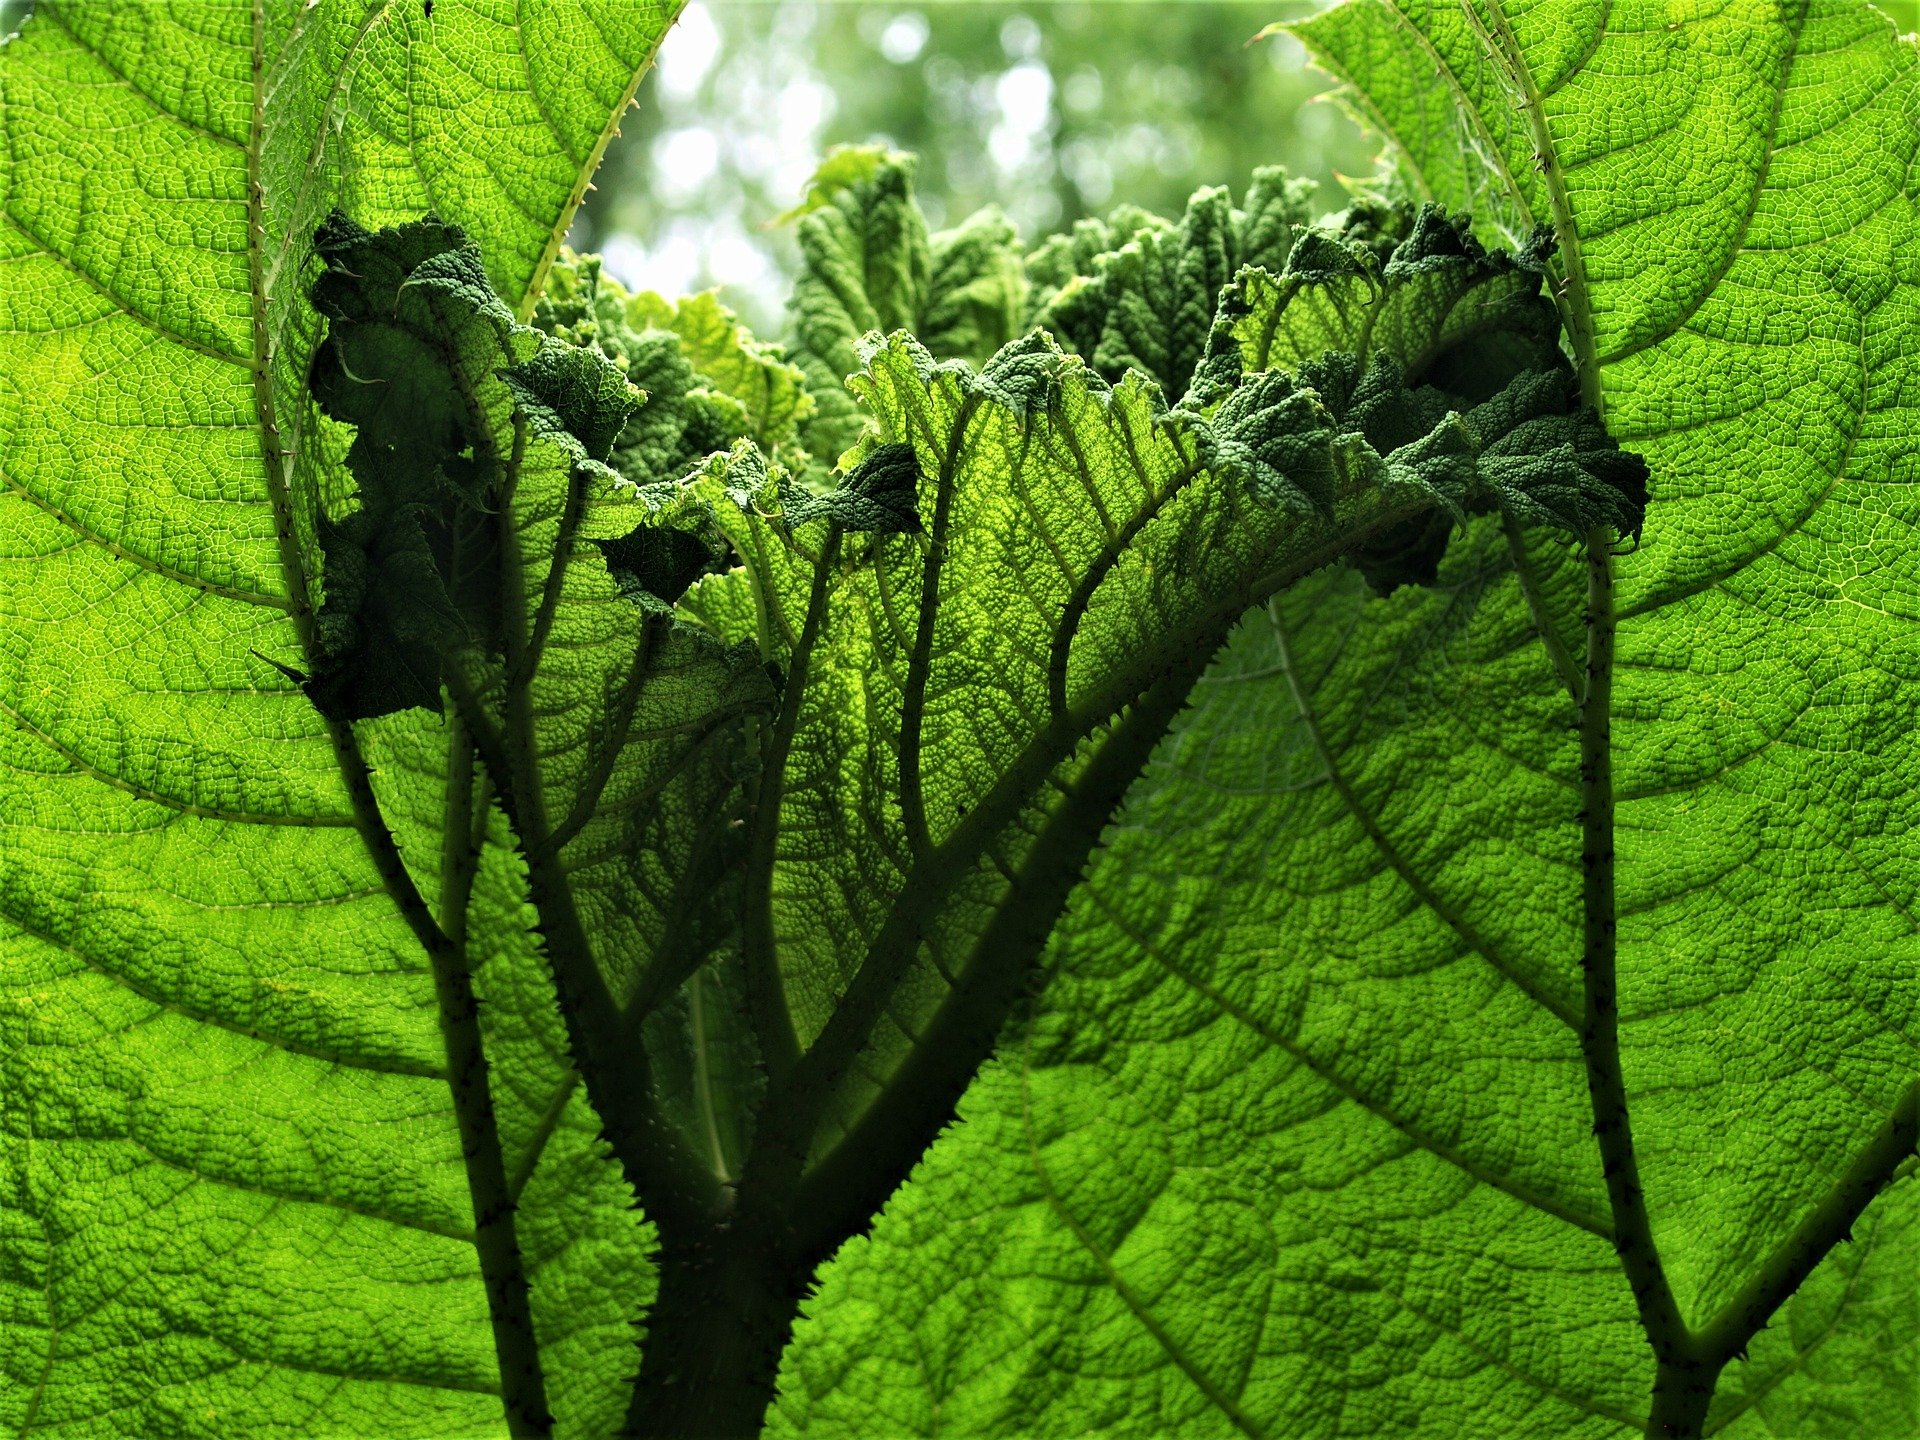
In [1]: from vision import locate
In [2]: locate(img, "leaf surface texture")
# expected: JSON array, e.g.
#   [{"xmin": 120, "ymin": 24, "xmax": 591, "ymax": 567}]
[
  {"xmin": 772, "ymin": 6, "xmax": 1920, "ymax": 1435},
  {"xmin": 0, "ymin": 4, "xmax": 683, "ymax": 1434}
]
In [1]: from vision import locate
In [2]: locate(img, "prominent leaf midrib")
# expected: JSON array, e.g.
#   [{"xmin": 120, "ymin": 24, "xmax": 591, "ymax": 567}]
[
  {"xmin": 259, "ymin": 0, "xmax": 399, "ymax": 306},
  {"xmin": 790, "ymin": 656, "xmax": 1212, "ymax": 1259},
  {"xmin": 1698, "ymin": 1202, "xmax": 1881, "ymax": 1435},
  {"xmin": 687, "ymin": 968, "xmax": 732, "ymax": 1183},
  {"xmin": 771, "ymin": 476, "xmax": 1451, "ymax": 1193},
  {"xmin": 744, "ymin": 528, "xmax": 842, "ymax": 1079},
  {"xmin": 250, "ymin": 8, "xmax": 656, "ymax": 1425},
  {"xmin": 1016, "ymin": 1045, "xmax": 1271, "ymax": 1440},
  {"xmin": 898, "ymin": 392, "xmax": 981, "ymax": 858},
  {"xmin": 1342, "ymin": 0, "xmax": 1534, "ymax": 239},
  {"xmin": 1471, "ymin": 0, "xmax": 1601, "ymax": 409},
  {"xmin": 5, "ymin": 6, "xmax": 689, "ymax": 1432},
  {"xmin": 1077, "ymin": 881, "xmax": 1611, "ymax": 1242},
  {"xmin": 820, "ymin": 554, "xmax": 1362, "ymax": 1028},
  {"xmin": 1305, "ymin": 0, "xmax": 1893, "ymax": 1180},
  {"xmin": 246, "ymin": 0, "xmax": 316, "ymax": 652},
  {"xmin": 1268, "ymin": 605, "xmax": 1580, "ymax": 1032}
]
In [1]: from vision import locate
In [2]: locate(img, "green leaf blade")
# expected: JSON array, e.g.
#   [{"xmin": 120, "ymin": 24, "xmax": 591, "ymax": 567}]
[
  {"xmin": 1293, "ymin": 0, "xmax": 1920, "ymax": 1325},
  {"xmin": 0, "ymin": 3, "xmax": 684, "ymax": 1433},
  {"xmin": 775, "ymin": 5, "xmax": 1920, "ymax": 1435},
  {"xmin": 709, "ymin": 186, "xmax": 1640, "ymax": 1273}
]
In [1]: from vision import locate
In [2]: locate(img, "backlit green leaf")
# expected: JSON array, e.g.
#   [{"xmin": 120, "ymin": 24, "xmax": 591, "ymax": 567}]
[
  {"xmin": 785, "ymin": 149, "xmax": 1028, "ymax": 463},
  {"xmin": 771, "ymin": 4, "xmax": 1920, "ymax": 1437},
  {"xmin": 0, "ymin": 4, "xmax": 683, "ymax": 1434}
]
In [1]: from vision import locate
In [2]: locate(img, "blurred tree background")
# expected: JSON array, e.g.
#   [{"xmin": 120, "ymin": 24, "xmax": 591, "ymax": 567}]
[{"xmin": 568, "ymin": 2, "xmax": 1383, "ymax": 334}]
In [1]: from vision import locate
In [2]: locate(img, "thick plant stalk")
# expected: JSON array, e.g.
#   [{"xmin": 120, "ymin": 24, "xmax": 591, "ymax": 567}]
[
  {"xmin": 1575, "ymin": 537, "xmax": 1687, "ymax": 1361},
  {"xmin": 435, "ymin": 720, "xmax": 556, "ymax": 1439},
  {"xmin": 327, "ymin": 717, "xmax": 553, "ymax": 1438},
  {"xmin": 788, "ymin": 648, "xmax": 1215, "ymax": 1269},
  {"xmin": 618, "ymin": 649, "xmax": 1221, "ymax": 1439},
  {"xmin": 621, "ymin": 1209, "xmax": 800, "ymax": 1439}
]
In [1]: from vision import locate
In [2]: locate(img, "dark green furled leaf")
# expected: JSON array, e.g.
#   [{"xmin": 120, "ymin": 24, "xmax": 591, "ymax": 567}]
[
  {"xmin": 785, "ymin": 148, "xmax": 1028, "ymax": 461},
  {"xmin": 308, "ymin": 215, "xmax": 510, "ymax": 718},
  {"xmin": 780, "ymin": 440, "xmax": 924, "ymax": 534},
  {"xmin": 501, "ymin": 339, "xmax": 644, "ymax": 466},
  {"xmin": 305, "ymin": 213, "xmax": 638, "ymax": 721},
  {"xmin": 594, "ymin": 524, "xmax": 720, "ymax": 607},
  {"xmin": 1185, "ymin": 203, "xmax": 1645, "ymax": 591},
  {"xmin": 306, "ymin": 458, "xmax": 472, "ymax": 722},
  {"xmin": 764, "ymin": 189, "xmax": 1653, "ymax": 1435},
  {"xmin": 309, "ymin": 214, "xmax": 522, "ymax": 454},
  {"xmin": 307, "ymin": 207, "xmax": 780, "ymax": 1230},
  {"xmin": 318, "ymin": 208, "xmax": 784, "ymax": 1393},
  {"xmin": 1182, "ymin": 203, "xmax": 1635, "ymax": 591}
]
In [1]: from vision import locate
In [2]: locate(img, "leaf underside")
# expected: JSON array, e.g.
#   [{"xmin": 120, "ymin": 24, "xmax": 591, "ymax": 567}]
[
  {"xmin": 0, "ymin": 4, "xmax": 682, "ymax": 1435},
  {"xmin": 770, "ymin": 4, "xmax": 1920, "ymax": 1438},
  {"xmin": 3, "ymin": 2, "xmax": 1916, "ymax": 1439}
]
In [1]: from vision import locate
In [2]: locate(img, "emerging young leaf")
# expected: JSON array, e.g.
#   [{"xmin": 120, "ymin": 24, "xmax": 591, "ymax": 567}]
[
  {"xmin": 783, "ymin": 148, "xmax": 1028, "ymax": 462},
  {"xmin": 536, "ymin": 248, "xmax": 813, "ymax": 465},
  {"xmin": 1030, "ymin": 167, "xmax": 1316, "ymax": 399},
  {"xmin": 679, "ymin": 199, "xmax": 1643, "ymax": 1293}
]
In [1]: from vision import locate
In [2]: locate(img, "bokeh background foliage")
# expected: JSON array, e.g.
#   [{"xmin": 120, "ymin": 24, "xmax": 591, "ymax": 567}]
[{"xmin": 568, "ymin": 2, "xmax": 1380, "ymax": 332}]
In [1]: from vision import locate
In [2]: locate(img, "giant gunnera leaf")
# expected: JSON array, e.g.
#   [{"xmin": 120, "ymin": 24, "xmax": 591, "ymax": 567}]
[
  {"xmin": 7, "ymin": 2, "xmax": 1909, "ymax": 1438},
  {"xmin": 772, "ymin": 5, "xmax": 1920, "ymax": 1440},
  {"xmin": 0, "ymin": 5, "xmax": 694, "ymax": 1436}
]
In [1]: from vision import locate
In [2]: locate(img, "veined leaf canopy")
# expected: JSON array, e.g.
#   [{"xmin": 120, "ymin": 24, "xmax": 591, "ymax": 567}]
[{"xmin": 0, "ymin": 4, "xmax": 1914, "ymax": 1440}]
